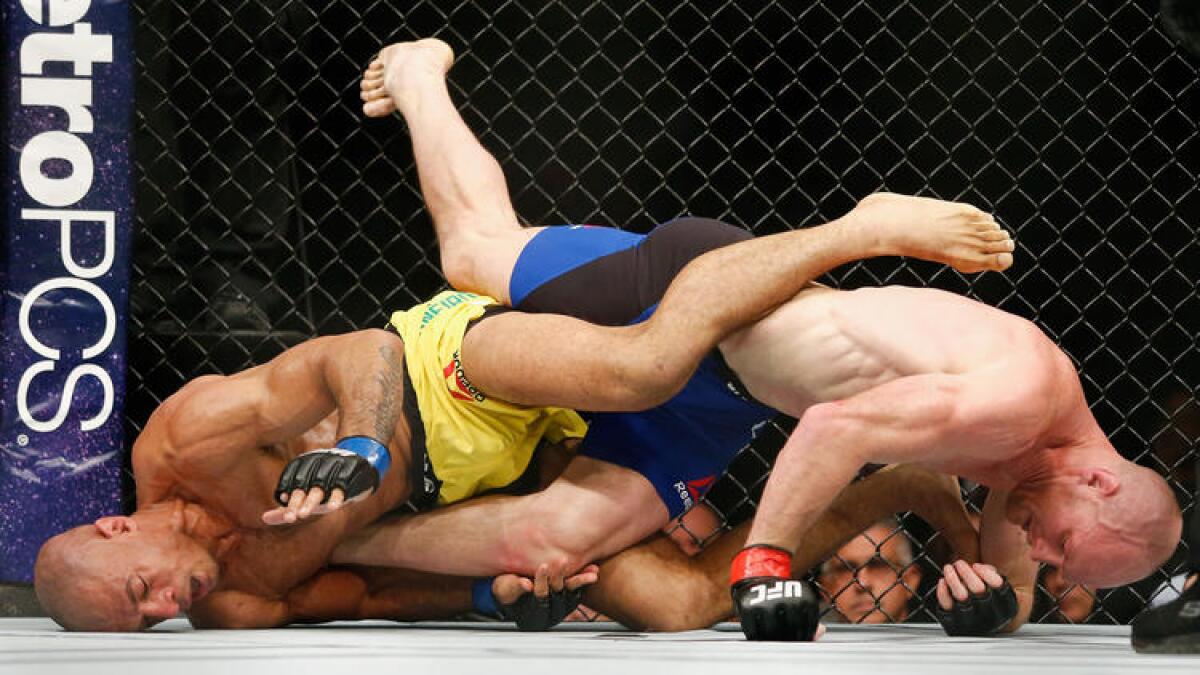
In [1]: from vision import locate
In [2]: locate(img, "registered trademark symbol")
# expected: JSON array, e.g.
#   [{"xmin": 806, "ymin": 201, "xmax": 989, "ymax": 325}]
[{"xmin": 16, "ymin": 434, "xmax": 29, "ymax": 447}]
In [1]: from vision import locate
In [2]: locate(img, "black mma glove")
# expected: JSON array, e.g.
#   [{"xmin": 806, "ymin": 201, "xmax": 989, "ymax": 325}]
[
  {"xmin": 935, "ymin": 574, "xmax": 1019, "ymax": 636},
  {"xmin": 730, "ymin": 544, "xmax": 819, "ymax": 641},
  {"xmin": 274, "ymin": 436, "xmax": 392, "ymax": 505},
  {"xmin": 472, "ymin": 578, "xmax": 583, "ymax": 631}
]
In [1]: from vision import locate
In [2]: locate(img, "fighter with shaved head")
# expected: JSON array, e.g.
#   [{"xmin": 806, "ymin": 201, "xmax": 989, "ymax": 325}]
[
  {"xmin": 31, "ymin": 82, "xmax": 995, "ymax": 629},
  {"xmin": 310, "ymin": 38, "xmax": 1180, "ymax": 642}
]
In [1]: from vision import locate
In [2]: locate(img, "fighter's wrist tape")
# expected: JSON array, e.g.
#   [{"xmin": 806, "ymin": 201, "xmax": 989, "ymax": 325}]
[
  {"xmin": 730, "ymin": 544, "xmax": 793, "ymax": 585},
  {"xmin": 472, "ymin": 577, "xmax": 501, "ymax": 617},
  {"xmin": 335, "ymin": 436, "xmax": 392, "ymax": 478}
]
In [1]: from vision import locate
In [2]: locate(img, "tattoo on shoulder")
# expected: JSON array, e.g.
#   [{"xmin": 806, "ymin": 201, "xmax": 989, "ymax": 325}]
[{"xmin": 373, "ymin": 345, "xmax": 403, "ymax": 442}]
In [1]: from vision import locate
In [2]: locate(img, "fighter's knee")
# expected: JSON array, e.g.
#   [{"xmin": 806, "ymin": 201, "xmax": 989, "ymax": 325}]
[
  {"xmin": 439, "ymin": 246, "xmax": 478, "ymax": 293},
  {"xmin": 501, "ymin": 502, "xmax": 598, "ymax": 574},
  {"xmin": 609, "ymin": 338, "xmax": 693, "ymax": 410},
  {"xmin": 501, "ymin": 524, "xmax": 591, "ymax": 575}
]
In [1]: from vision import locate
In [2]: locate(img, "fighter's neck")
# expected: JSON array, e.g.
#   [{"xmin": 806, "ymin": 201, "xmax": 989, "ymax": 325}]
[{"xmin": 1004, "ymin": 431, "xmax": 1107, "ymax": 487}]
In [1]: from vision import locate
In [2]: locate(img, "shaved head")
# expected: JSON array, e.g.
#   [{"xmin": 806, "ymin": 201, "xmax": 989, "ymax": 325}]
[
  {"xmin": 34, "ymin": 512, "xmax": 220, "ymax": 631},
  {"xmin": 1107, "ymin": 463, "xmax": 1182, "ymax": 578},
  {"xmin": 35, "ymin": 525, "xmax": 124, "ymax": 631},
  {"xmin": 1064, "ymin": 462, "xmax": 1182, "ymax": 588}
]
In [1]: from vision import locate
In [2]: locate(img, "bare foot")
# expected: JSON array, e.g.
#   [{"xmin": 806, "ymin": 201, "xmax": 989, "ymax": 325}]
[
  {"xmin": 360, "ymin": 38, "xmax": 455, "ymax": 117},
  {"xmin": 842, "ymin": 192, "xmax": 1016, "ymax": 273}
]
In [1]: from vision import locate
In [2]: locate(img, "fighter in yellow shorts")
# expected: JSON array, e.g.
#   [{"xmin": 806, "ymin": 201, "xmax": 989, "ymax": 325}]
[
  {"xmin": 385, "ymin": 290, "xmax": 586, "ymax": 507},
  {"xmin": 33, "ymin": 286, "xmax": 593, "ymax": 631}
]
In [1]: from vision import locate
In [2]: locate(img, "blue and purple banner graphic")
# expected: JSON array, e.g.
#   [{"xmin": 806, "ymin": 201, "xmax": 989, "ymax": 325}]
[{"xmin": 2, "ymin": 0, "xmax": 131, "ymax": 582}]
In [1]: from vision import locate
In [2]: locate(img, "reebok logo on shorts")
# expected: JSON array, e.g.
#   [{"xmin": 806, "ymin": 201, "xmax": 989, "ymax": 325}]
[
  {"xmin": 686, "ymin": 475, "xmax": 715, "ymax": 501},
  {"xmin": 443, "ymin": 350, "xmax": 486, "ymax": 402},
  {"xmin": 673, "ymin": 475, "xmax": 716, "ymax": 512}
]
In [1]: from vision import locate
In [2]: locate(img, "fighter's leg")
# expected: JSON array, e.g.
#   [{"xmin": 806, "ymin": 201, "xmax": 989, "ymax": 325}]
[
  {"xmin": 332, "ymin": 456, "xmax": 669, "ymax": 577},
  {"xmin": 587, "ymin": 464, "xmax": 979, "ymax": 631},
  {"xmin": 460, "ymin": 195, "xmax": 1015, "ymax": 411},
  {"xmin": 361, "ymin": 39, "xmax": 530, "ymax": 301}
]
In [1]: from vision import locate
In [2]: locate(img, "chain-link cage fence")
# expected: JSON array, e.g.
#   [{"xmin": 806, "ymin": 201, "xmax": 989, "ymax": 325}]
[{"xmin": 129, "ymin": 0, "xmax": 1199, "ymax": 625}]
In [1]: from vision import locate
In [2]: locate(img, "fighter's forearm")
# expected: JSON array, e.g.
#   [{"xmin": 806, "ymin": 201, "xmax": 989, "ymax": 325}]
[
  {"xmin": 321, "ymin": 332, "xmax": 406, "ymax": 446},
  {"xmin": 744, "ymin": 418, "xmax": 868, "ymax": 553},
  {"xmin": 354, "ymin": 567, "xmax": 474, "ymax": 621},
  {"xmin": 980, "ymin": 490, "xmax": 1037, "ymax": 632},
  {"xmin": 193, "ymin": 568, "xmax": 473, "ymax": 628},
  {"xmin": 287, "ymin": 567, "xmax": 473, "ymax": 624}
]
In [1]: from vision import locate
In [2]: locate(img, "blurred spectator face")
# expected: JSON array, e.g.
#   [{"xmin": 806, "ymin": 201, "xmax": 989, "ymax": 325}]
[
  {"xmin": 1042, "ymin": 564, "xmax": 1095, "ymax": 623},
  {"xmin": 819, "ymin": 522, "xmax": 920, "ymax": 623}
]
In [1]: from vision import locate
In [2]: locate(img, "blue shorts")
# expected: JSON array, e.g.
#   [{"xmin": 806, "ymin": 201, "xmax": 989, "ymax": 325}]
[{"xmin": 505, "ymin": 218, "xmax": 777, "ymax": 518}]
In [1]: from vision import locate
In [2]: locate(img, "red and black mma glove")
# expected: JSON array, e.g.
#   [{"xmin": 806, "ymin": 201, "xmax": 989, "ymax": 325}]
[
  {"xmin": 275, "ymin": 436, "xmax": 392, "ymax": 506},
  {"xmin": 730, "ymin": 544, "xmax": 819, "ymax": 641},
  {"xmin": 935, "ymin": 574, "xmax": 1019, "ymax": 637}
]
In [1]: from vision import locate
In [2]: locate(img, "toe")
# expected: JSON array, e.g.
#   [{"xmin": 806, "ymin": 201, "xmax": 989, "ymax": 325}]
[
  {"xmin": 984, "ymin": 237, "xmax": 1016, "ymax": 253},
  {"xmin": 993, "ymin": 252, "xmax": 1014, "ymax": 271},
  {"xmin": 977, "ymin": 228, "xmax": 1011, "ymax": 241},
  {"xmin": 363, "ymin": 99, "xmax": 395, "ymax": 118}
]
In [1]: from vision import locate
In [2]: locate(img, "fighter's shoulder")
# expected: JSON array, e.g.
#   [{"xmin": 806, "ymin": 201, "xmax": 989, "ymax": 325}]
[
  {"xmin": 143, "ymin": 372, "xmax": 266, "ymax": 455},
  {"xmin": 157, "ymin": 373, "xmax": 257, "ymax": 419}
]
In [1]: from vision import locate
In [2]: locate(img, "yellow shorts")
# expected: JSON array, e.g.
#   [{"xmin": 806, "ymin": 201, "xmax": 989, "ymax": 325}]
[{"xmin": 389, "ymin": 291, "xmax": 587, "ymax": 505}]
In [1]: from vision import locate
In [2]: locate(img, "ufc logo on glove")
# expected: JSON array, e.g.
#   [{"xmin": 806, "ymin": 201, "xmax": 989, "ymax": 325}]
[{"xmin": 747, "ymin": 580, "xmax": 806, "ymax": 605}]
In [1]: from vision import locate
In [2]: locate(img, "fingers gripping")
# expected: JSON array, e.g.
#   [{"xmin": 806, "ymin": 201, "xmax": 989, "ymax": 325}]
[
  {"xmin": 935, "ymin": 560, "xmax": 1018, "ymax": 636},
  {"xmin": 475, "ymin": 562, "xmax": 599, "ymax": 631}
]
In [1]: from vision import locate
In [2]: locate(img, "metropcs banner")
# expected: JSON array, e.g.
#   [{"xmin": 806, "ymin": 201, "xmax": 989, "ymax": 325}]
[{"xmin": 1, "ymin": 0, "xmax": 131, "ymax": 582}]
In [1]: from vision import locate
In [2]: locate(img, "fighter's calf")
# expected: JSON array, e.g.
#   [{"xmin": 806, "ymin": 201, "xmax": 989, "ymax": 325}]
[
  {"xmin": 498, "ymin": 491, "xmax": 620, "ymax": 575},
  {"xmin": 496, "ymin": 458, "xmax": 669, "ymax": 577}
]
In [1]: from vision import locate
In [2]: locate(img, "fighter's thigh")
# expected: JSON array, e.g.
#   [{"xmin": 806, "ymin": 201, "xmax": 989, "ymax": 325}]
[
  {"xmin": 460, "ymin": 311, "xmax": 649, "ymax": 410},
  {"xmin": 527, "ymin": 456, "xmax": 669, "ymax": 563}
]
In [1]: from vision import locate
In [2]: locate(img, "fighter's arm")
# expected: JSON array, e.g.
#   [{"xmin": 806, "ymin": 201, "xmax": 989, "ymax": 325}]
[
  {"xmin": 150, "ymin": 329, "xmax": 405, "ymax": 478},
  {"xmin": 187, "ymin": 567, "xmax": 473, "ymax": 628},
  {"xmin": 587, "ymin": 464, "xmax": 979, "ymax": 631},
  {"xmin": 745, "ymin": 367, "xmax": 1049, "ymax": 556},
  {"xmin": 930, "ymin": 489, "xmax": 1036, "ymax": 635},
  {"xmin": 977, "ymin": 489, "xmax": 1037, "ymax": 630}
]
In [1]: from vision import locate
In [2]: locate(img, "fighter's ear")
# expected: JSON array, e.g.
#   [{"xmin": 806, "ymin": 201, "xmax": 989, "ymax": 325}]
[
  {"xmin": 94, "ymin": 516, "xmax": 137, "ymax": 538},
  {"xmin": 1080, "ymin": 467, "xmax": 1119, "ymax": 496}
]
